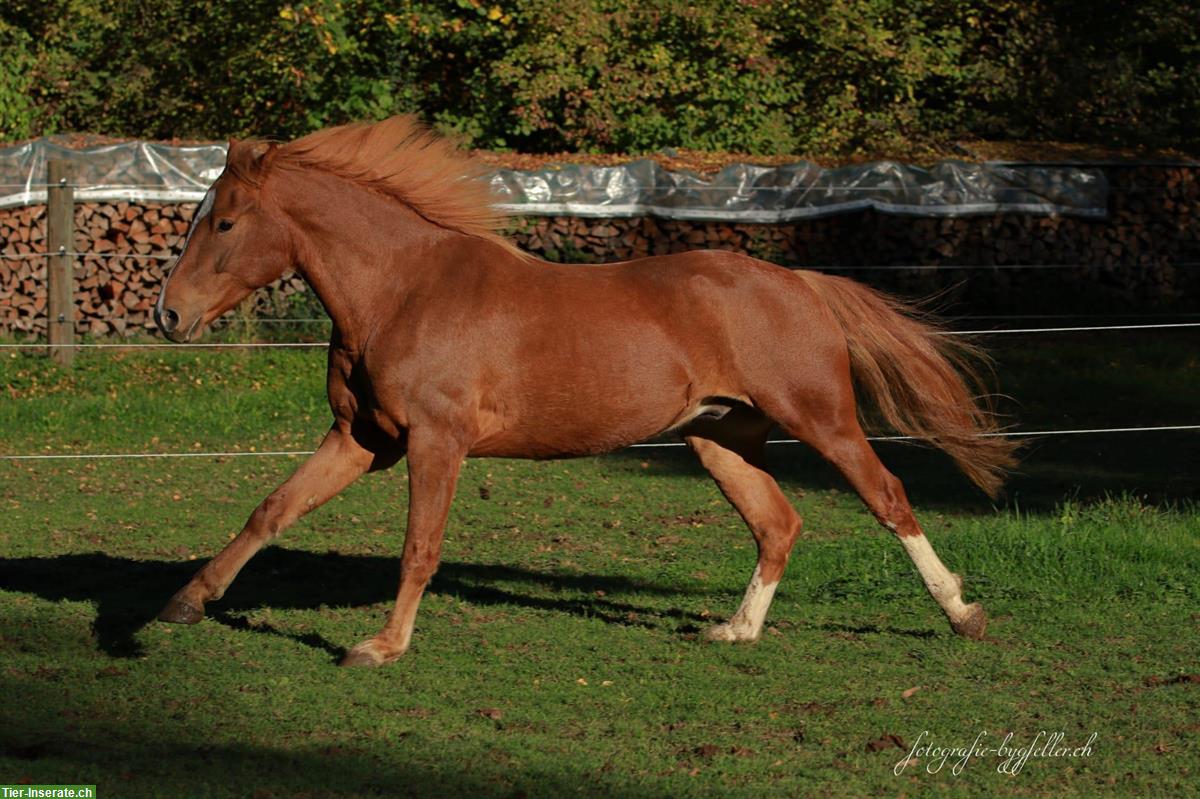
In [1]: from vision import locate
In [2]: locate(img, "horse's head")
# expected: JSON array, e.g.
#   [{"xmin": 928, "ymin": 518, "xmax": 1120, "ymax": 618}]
[{"xmin": 155, "ymin": 141, "xmax": 294, "ymax": 342}]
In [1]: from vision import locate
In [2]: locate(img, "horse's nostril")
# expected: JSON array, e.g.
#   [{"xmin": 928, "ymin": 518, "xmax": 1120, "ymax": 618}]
[{"xmin": 159, "ymin": 307, "xmax": 181, "ymax": 334}]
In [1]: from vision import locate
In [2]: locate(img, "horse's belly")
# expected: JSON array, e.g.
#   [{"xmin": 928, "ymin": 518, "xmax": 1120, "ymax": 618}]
[
  {"xmin": 468, "ymin": 310, "xmax": 737, "ymax": 458},
  {"xmin": 469, "ymin": 427, "xmax": 668, "ymax": 459},
  {"xmin": 466, "ymin": 381, "xmax": 740, "ymax": 459}
]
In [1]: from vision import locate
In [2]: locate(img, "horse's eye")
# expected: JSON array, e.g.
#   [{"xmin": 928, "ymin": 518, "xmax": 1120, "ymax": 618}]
[{"xmin": 217, "ymin": 219, "xmax": 234, "ymax": 233}]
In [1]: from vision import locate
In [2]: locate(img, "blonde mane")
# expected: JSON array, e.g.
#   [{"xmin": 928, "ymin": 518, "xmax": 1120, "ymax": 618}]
[{"xmin": 229, "ymin": 116, "xmax": 527, "ymax": 259}]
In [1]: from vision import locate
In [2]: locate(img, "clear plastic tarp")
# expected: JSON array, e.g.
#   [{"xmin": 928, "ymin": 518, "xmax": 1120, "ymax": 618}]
[
  {"xmin": 1, "ymin": 138, "xmax": 1108, "ymax": 220},
  {"xmin": 0, "ymin": 139, "xmax": 228, "ymax": 207}
]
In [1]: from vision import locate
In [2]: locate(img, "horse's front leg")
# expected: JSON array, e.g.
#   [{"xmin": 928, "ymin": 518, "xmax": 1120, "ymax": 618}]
[
  {"xmin": 341, "ymin": 428, "xmax": 466, "ymax": 667},
  {"xmin": 158, "ymin": 425, "xmax": 390, "ymax": 624}
]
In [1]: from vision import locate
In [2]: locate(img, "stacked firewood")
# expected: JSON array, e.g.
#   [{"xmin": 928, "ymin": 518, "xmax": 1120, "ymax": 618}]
[
  {"xmin": 0, "ymin": 202, "xmax": 307, "ymax": 338},
  {"xmin": 0, "ymin": 205, "xmax": 46, "ymax": 334},
  {"xmin": 0, "ymin": 165, "xmax": 1196, "ymax": 338}
]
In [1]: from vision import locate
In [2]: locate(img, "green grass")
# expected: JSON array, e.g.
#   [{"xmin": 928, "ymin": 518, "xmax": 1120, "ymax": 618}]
[{"xmin": 1, "ymin": 337, "xmax": 1198, "ymax": 797}]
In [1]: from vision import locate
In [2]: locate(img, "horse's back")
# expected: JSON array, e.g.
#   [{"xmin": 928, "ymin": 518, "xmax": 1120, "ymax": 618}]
[
  {"xmin": 610, "ymin": 249, "xmax": 849, "ymax": 367},
  {"xmin": 518, "ymin": 249, "xmax": 846, "ymax": 411},
  {"xmin": 515, "ymin": 248, "xmax": 831, "ymax": 331}
]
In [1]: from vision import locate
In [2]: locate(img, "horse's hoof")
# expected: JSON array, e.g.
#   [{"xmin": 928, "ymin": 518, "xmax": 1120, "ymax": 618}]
[
  {"xmin": 339, "ymin": 640, "xmax": 402, "ymax": 668},
  {"xmin": 703, "ymin": 622, "xmax": 758, "ymax": 643},
  {"xmin": 339, "ymin": 649, "xmax": 382, "ymax": 668},
  {"xmin": 158, "ymin": 596, "xmax": 204, "ymax": 624},
  {"xmin": 950, "ymin": 603, "xmax": 988, "ymax": 640}
]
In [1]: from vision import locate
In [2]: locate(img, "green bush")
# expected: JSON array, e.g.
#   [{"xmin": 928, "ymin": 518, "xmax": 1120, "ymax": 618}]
[
  {"xmin": 0, "ymin": 17, "xmax": 39, "ymax": 140},
  {"xmin": 2, "ymin": 0, "xmax": 1197, "ymax": 154},
  {"xmin": 478, "ymin": 0, "xmax": 801, "ymax": 153}
]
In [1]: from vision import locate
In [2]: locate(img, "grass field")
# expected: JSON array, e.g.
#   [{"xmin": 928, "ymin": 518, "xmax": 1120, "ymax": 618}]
[{"xmin": 1, "ymin": 332, "xmax": 1198, "ymax": 797}]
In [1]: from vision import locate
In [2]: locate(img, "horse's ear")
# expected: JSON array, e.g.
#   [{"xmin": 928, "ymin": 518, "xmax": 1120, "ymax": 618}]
[
  {"xmin": 222, "ymin": 139, "xmax": 278, "ymax": 186},
  {"xmin": 250, "ymin": 141, "xmax": 280, "ymax": 167},
  {"xmin": 223, "ymin": 139, "xmax": 275, "ymax": 159}
]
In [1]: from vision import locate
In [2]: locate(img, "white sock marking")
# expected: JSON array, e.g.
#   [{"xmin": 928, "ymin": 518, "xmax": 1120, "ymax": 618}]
[
  {"xmin": 711, "ymin": 564, "xmax": 779, "ymax": 641},
  {"xmin": 898, "ymin": 534, "xmax": 970, "ymax": 621}
]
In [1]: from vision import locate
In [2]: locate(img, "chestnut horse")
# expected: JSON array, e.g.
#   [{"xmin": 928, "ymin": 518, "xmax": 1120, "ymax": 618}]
[{"xmin": 154, "ymin": 117, "xmax": 1017, "ymax": 667}]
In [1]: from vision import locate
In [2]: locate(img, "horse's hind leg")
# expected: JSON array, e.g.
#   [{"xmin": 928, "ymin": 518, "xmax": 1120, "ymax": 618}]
[
  {"xmin": 770, "ymin": 389, "xmax": 987, "ymax": 638},
  {"xmin": 684, "ymin": 411, "xmax": 802, "ymax": 642}
]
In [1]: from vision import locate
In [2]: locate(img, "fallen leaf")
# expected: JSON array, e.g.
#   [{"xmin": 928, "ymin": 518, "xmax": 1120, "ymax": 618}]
[
  {"xmin": 866, "ymin": 734, "xmax": 908, "ymax": 753},
  {"xmin": 901, "ymin": 685, "xmax": 922, "ymax": 699}
]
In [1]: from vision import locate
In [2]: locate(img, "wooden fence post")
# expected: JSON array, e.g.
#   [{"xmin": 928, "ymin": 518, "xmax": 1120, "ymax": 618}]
[{"xmin": 46, "ymin": 159, "xmax": 75, "ymax": 366}]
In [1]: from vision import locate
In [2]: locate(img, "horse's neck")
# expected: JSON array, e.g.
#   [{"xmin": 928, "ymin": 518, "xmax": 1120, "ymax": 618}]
[{"xmin": 279, "ymin": 172, "xmax": 456, "ymax": 352}]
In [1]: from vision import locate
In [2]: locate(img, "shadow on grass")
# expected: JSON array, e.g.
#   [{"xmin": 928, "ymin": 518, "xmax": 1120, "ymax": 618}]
[
  {"xmin": 809, "ymin": 621, "xmax": 939, "ymax": 640},
  {"xmin": 0, "ymin": 679, "xmax": 668, "ymax": 799},
  {"xmin": 0, "ymin": 549, "xmax": 710, "ymax": 661}
]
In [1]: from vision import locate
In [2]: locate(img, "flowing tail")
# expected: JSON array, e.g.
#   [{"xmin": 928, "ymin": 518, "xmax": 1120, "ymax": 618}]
[{"xmin": 794, "ymin": 271, "xmax": 1019, "ymax": 498}]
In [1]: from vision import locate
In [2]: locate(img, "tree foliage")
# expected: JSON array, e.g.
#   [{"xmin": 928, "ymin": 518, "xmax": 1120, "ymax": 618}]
[{"xmin": 2, "ymin": 0, "xmax": 1196, "ymax": 154}]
